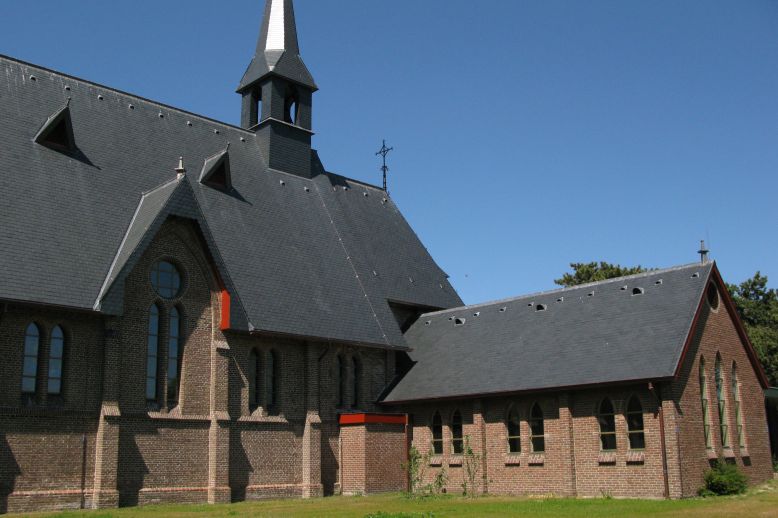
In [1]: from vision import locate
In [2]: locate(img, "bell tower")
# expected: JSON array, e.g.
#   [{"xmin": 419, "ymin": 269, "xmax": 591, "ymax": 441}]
[{"xmin": 238, "ymin": 0, "xmax": 318, "ymax": 177}]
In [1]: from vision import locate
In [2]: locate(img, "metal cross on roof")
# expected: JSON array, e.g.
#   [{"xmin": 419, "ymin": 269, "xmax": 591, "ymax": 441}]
[{"xmin": 376, "ymin": 140, "xmax": 394, "ymax": 193}]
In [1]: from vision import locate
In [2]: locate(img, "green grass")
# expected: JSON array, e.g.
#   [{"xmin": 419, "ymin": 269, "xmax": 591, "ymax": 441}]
[{"xmin": 19, "ymin": 481, "xmax": 778, "ymax": 518}]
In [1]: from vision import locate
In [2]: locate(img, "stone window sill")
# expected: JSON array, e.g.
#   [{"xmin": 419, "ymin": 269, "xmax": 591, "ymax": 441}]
[
  {"xmin": 740, "ymin": 448, "xmax": 750, "ymax": 458},
  {"xmin": 504, "ymin": 454, "xmax": 522, "ymax": 466},
  {"xmin": 528, "ymin": 454, "xmax": 545, "ymax": 466},
  {"xmin": 626, "ymin": 451, "xmax": 645, "ymax": 464},
  {"xmin": 706, "ymin": 449, "xmax": 718, "ymax": 460},
  {"xmin": 598, "ymin": 452, "xmax": 617, "ymax": 465},
  {"xmin": 449, "ymin": 456, "xmax": 463, "ymax": 467},
  {"xmin": 429, "ymin": 456, "xmax": 443, "ymax": 467},
  {"xmin": 723, "ymin": 448, "xmax": 736, "ymax": 459}
]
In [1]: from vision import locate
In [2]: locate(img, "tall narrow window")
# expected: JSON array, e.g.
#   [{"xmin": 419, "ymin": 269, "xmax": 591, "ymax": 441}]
[
  {"xmin": 48, "ymin": 326, "xmax": 65, "ymax": 395},
  {"xmin": 22, "ymin": 323, "xmax": 41, "ymax": 395},
  {"xmin": 267, "ymin": 350, "xmax": 278, "ymax": 410},
  {"xmin": 700, "ymin": 357, "xmax": 712, "ymax": 449},
  {"xmin": 352, "ymin": 357, "xmax": 361, "ymax": 408},
  {"xmin": 146, "ymin": 305, "xmax": 160, "ymax": 401},
  {"xmin": 598, "ymin": 398, "xmax": 617, "ymax": 451},
  {"xmin": 248, "ymin": 349, "xmax": 259, "ymax": 410},
  {"xmin": 529, "ymin": 403, "xmax": 545, "ymax": 453},
  {"xmin": 451, "ymin": 410, "xmax": 464, "ymax": 454},
  {"xmin": 507, "ymin": 407, "xmax": 521, "ymax": 454},
  {"xmin": 715, "ymin": 355, "xmax": 729, "ymax": 447},
  {"xmin": 337, "ymin": 355, "xmax": 346, "ymax": 408},
  {"xmin": 167, "ymin": 307, "xmax": 182, "ymax": 407},
  {"xmin": 431, "ymin": 412, "xmax": 443, "ymax": 455},
  {"xmin": 731, "ymin": 363, "xmax": 745, "ymax": 448},
  {"xmin": 627, "ymin": 396, "xmax": 645, "ymax": 450}
]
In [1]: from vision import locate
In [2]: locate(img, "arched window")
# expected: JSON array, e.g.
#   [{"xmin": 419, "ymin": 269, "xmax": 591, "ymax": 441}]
[
  {"xmin": 48, "ymin": 326, "xmax": 65, "ymax": 395},
  {"xmin": 731, "ymin": 362, "xmax": 745, "ymax": 448},
  {"xmin": 627, "ymin": 396, "xmax": 645, "ymax": 450},
  {"xmin": 267, "ymin": 350, "xmax": 278, "ymax": 410},
  {"xmin": 451, "ymin": 410, "xmax": 464, "ymax": 454},
  {"xmin": 167, "ymin": 307, "xmax": 182, "ymax": 407},
  {"xmin": 248, "ymin": 349, "xmax": 260, "ymax": 410},
  {"xmin": 146, "ymin": 305, "xmax": 160, "ymax": 401},
  {"xmin": 431, "ymin": 412, "xmax": 443, "ymax": 455},
  {"xmin": 715, "ymin": 355, "xmax": 729, "ymax": 447},
  {"xmin": 507, "ymin": 406, "xmax": 521, "ymax": 454},
  {"xmin": 337, "ymin": 355, "xmax": 346, "ymax": 408},
  {"xmin": 598, "ymin": 398, "xmax": 617, "ymax": 451},
  {"xmin": 352, "ymin": 356, "xmax": 361, "ymax": 408},
  {"xmin": 699, "ymin": 357, "xmax": 712, "ymax": 448},
  {"xmin": 22, "ymin": 323, "xmax": 41, "ymax": 395},
  {"xmin": 529, "ymin": 403, "xmax": 545, "ymax": 453}
]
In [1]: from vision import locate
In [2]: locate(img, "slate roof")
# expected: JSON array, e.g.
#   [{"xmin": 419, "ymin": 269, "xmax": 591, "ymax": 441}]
[
  {"xmin": 0, "ymin": 55, "xmax": 462, "ymax": 349},
  {"xmin": 384, "ymin": 263, "xmax": 714, "ymax": 403}
]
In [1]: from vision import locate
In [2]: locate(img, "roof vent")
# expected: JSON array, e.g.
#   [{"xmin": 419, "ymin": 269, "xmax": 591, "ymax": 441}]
[
  {"xmin": 556, "ymin": 297, "xmax": 564, "ymax": 303},
  {"xmin": 473, "ymin": 312, "xmax": 481, "ymax": 317},
  {"xmin": 97, "ymin": 95, "xmax": 104, "ymax": 101},
  {"xmin": 692, "ymin": 272, "xmax": 700, "ymax": 279},
  {"xmin": 425, "ymin": 321, "xmax": 431, "ymax": 326},
  {"xmin": 528, "ymin": 302, "xmax": 534, "ymax": 307},
  {"xmin": 588, "ymin": 291, "xmax": 595, "ymax": 297},
  {"xmin": 536, "ymin": 304, "xmax": 547, "ymax": 312},
  {"xmin": 199, "ymin": 146, "xmax": 232, "ymax": 191},
  {"xmin": 454, "ymin": 318, "xmax": 466, "ymax": 327},
  {"xmin": 499, "ymin": 307, "xmax": 507, "ymax": 313},
  {"xmin": 620, "ymin": 286, "xmax": 628, "ymax": 291},
  {"xmin": 655, "ymin": 279, "xmax": 664, "ymax": 285},
  {"xmin": 29, "ymin": 75, "xmax": 36, "ymax": 81},
  {"xmin": 632, "ymin": 287, "xmax": 645, "ymax": 296},
  {"xmin": 34, "ymin": 100, "xmax": 75, "ymax": 152}
]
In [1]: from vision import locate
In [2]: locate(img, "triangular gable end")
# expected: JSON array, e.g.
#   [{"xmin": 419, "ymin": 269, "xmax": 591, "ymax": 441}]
[
  {"xmin": 96, "ymin": 176, "xmax": 247, "ymax": 331},
  {"xmin": 200, "ymin": 147, "xmax": 232, "ymax": 191},
  {"xmin": 34, "ymin": 99, "xmax": 75, "ymax": 152},
  {"xmin": 673, "ymin": 262, "xmax": 770, "ymax": 389}
]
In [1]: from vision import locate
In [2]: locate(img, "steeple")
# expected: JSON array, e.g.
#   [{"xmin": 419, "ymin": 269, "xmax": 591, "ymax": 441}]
[{"xmin": 238, "ymin": 0, "xmax": 317, "ymax": 178}]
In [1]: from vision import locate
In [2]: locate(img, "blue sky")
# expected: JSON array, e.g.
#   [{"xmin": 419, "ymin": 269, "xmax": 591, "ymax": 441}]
[{"xmin": 2, "ymin": 0, "xmax": 776, "ymax": 304}]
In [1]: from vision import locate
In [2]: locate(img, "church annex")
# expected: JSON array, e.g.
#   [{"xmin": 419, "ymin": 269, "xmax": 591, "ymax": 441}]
[{"xmin": 0, "ymin": 1, "xmax": 773, "ymax": 513}]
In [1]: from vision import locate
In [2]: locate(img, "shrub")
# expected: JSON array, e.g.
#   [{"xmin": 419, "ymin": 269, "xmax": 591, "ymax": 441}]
[{"xmin": 699, "ymin": 460, "xmax": 748, "ymax": 496}]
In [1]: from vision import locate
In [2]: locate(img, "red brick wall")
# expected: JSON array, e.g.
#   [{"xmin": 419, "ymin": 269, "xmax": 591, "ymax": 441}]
[
  {"xmin": 339, "ymin": 421, "xmax": 406, "ymax": 495},
  {"xmin": 671, "ymin": 281, "xmax": 773, "ymax": 496}
]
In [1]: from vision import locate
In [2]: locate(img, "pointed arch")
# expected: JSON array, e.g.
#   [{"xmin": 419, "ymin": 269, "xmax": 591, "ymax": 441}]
[
  {"xmin": 431, "ymin": 411, "xmax": 443, "ymax": 455},
  {"xmin": 715, "ymin": 354, "xmax": 730, "ymax": 447},
  {"xmin": 267, "ymin": 349, "xmax": 279, "ymax": 411},
  {"xmin": 451, "ymin": 410, "xmax": 464, "ymax": 454},
  {"xmin": 699, "ymin": 356, "xmax": 712, "ymax": 449},
  {"xmin": 598, "ymin": 398, "xmax": 617, "ymax": 451},
  {"xmin": 22, "ymin": 323, "xmax": 41, "ymax": 395},
  {"xmin": 167, "ymin": 306, "xmax": 182, "ymax": 407},
  {"xmin": 47, "ymin": 325, "xmax": 65, "ymax": 396},
  {"xmin": 731, "ymin": 361, "xmax": 745, "ymax": 448},
  {"xmin": 506, "ymin": 405, "xmax": 521, "ymax": 454},
  {"xmin": 248, "ymin": 349, "xmax": 260, "ymax": 411},
  {"xmin": 626, "ymin": 395, "xmax": 645, "ymax": 450},
  {"xmin": 529, "ymin": 403, "xmax": 545, "ymax": 453},
  {"xmin": 146, "ymin": 304, "xmax": 161, "ymax": 402}
]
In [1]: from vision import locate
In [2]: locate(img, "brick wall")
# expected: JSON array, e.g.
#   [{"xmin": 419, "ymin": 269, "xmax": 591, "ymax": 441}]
[
  {"xmin": 0, "ymin": 217, "xmax": 392, "ymax": 513},
  {"xmin": 339, "ymin": 421, "xmax": 406, "ymax": 495},
  {"xmin": 671, "ymin": 281, "xmax": 773, "ymax": 496}
]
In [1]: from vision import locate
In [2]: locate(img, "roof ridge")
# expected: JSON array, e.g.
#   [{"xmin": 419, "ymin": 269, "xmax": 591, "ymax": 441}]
[
  {"xmin": 0, "ymin": 54, "xmax": 254, "ymax": 135},
  {"xmin": 421, "ymin": 262, "xmax": 711, "ymax": 317}
]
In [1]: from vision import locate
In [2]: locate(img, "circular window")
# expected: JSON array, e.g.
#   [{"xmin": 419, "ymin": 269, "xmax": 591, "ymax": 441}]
[
  {"xmin": 150, "ymin": 261, "xmax": 182, "ymax": 299},
  {"xmin": 707, "ymin": 283, "xmax": 720, "ymax": 310}
]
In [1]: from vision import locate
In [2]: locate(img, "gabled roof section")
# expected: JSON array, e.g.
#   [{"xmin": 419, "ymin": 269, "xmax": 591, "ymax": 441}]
[
  {"xmin": 238, "ymin": 0, "xmax": 317, "ymax": 92},
  {"xmin": 384, "ymin": 264, "xmax": 716, "ymax": 403},
  {"xmin": 34, "ymin": 98, "xmax": 75, "ymax": 151},
  {"xmin": 199, "ymin": 146, "xmax": 232, "ymax": 191}
]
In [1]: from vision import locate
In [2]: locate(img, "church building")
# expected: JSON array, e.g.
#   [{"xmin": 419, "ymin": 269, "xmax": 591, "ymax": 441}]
[{"xmin": 0, "ymin": 1, "xmax": 773, "ymax": 513}]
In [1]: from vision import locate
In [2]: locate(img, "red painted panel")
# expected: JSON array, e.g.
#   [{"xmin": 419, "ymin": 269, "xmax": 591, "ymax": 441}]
[
  {"xmin": 339, "ymin": 413, "xmax": 407, "ymax": 426},
  {"xmin": 220, "ymin": 290, "xmax": 231, "ymax": 331}
]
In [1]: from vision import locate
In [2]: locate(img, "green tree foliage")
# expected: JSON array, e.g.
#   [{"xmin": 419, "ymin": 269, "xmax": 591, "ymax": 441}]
[
  {"xmin": 556, "ymin": 263, "xmax": 778, "ymax": 386},
  {"xmin": 728, "ymin": 272, "xmax": 778, "ymax": 387},
  {"xmin": 554, "ymin": 262, "xmax": 648, "ymax": 288}
]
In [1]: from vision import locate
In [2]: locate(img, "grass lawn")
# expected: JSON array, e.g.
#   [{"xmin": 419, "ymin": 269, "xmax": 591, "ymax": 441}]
[{"xmin": 21, "ymin": 481, "xmax": 778, "ymax": 518}]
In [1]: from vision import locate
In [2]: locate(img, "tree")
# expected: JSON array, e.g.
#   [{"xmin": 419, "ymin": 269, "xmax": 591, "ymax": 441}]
[
  {"xmin": 555, "ymin": 263, "xmax": 778, "ymax": 387},
  {"xmin": 728, "ymin": 273, "xmax": 778, "ymax": 387},
  {"xmin": 554, "ymin": 262, "xmax": 648, "ymax": 288}
]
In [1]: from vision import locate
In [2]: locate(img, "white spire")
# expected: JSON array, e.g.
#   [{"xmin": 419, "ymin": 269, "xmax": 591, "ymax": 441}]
[{"xmin": 265, "ymin": 0, "xmax": 286, "ymax": 50}]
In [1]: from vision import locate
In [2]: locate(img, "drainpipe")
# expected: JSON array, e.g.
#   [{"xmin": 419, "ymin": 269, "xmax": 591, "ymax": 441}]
[{"xmin": 650, "ymin": 382, "xmax": 671, "ymax": 499}]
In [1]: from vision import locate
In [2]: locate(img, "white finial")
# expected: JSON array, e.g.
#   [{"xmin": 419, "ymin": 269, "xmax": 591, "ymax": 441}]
[
  {"xmin": 175, "ymin": 156, "xmax": 186, "ymax": 177},
  {"xmin": 266, "ymin": 0, "xmax": 286, "ymax": 50}
]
